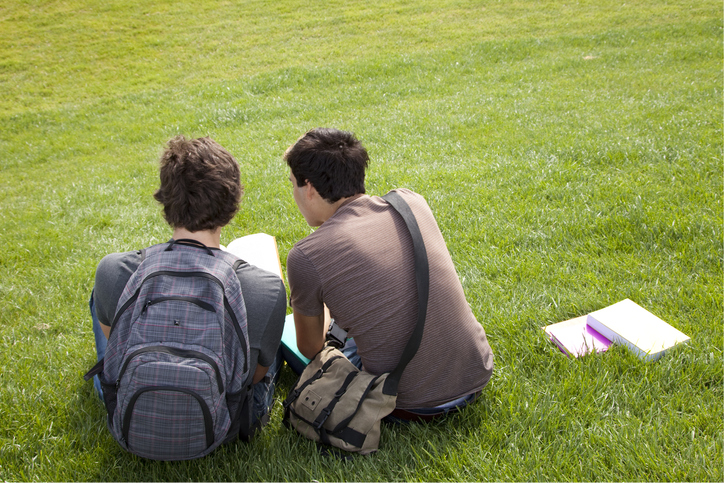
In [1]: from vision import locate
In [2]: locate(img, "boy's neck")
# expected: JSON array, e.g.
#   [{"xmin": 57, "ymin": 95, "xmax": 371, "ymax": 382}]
[{"xmin": 171, "ymin": 226, "xmax": 222, "ymax": 248}]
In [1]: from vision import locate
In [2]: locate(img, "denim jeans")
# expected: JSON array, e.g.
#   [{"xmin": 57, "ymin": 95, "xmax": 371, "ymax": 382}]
[
  {"xmin": 89, "ymin": 292, "xmax": 281, "ymax": 424},
  {"xmin": 251, "ymin": 348, "xmax": 283, "ymax": 424}
]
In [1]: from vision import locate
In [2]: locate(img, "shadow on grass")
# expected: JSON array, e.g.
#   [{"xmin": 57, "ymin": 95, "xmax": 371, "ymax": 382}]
[{"xmin": 68, "ymin": 360, "xmax": 500, "ymax": 481}]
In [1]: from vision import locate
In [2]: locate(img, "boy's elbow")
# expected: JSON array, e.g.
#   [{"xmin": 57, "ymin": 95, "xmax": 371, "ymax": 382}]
[
  {"xmin": 298, "ymin": 339, "xmax": 323, "ymax": 360},
  {"xmin": 293, "ymin": 311, "xmax": 326, "ymax": 359}
]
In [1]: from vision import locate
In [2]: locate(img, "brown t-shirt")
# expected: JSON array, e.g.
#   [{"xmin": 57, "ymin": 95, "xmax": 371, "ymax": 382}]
[{"xmin": 287, "ymin": 189, "xmax": 494, "ymax": 409}]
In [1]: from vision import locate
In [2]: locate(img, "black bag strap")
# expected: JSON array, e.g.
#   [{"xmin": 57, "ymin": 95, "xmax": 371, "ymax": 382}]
[
  {"xmin": 381, "ymin": 191, "xmax": 430, "ymax": 395},
  {"xmin": 313, "ymin": 370, "xmax": 359, "ymax": 429},
  {"xmin": 84, "ymin": 358, "xmax": 104, "ymax": 381}
]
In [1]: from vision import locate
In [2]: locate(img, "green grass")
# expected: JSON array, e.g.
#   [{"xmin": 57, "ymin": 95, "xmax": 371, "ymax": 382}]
[{"xmin": 1, "ymin": 0, "xmax": 721, "ymax": 480}]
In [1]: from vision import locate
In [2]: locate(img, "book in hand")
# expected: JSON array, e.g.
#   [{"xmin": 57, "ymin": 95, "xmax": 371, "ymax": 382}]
[
  {"xmin": 586, "ymin": 298, "xmax": 690, "ymax": 361},
  {"xmin": 543, "ymin": 315, "xmax": 612, "ymax": 358},
  {"xmin": 223, "ymin": 233, "xmax": 283, "ymax": 279}
]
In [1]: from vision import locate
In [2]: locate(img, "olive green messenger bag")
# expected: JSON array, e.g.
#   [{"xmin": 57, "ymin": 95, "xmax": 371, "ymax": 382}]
[{"xmin": 282, "ymin": 190, "xmax": 430, "ymax": 455}]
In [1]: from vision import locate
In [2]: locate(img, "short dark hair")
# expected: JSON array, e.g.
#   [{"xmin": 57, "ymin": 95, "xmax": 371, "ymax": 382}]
[
  {"xmin": 284, "ymin": 128, "xmax": 368, "ymax": 203},
  {"xmin": 153, "ymin": 136, "xmax": 243, "ymax": 232}
]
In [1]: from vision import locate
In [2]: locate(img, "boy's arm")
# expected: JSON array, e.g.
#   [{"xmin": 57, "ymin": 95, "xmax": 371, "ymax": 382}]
[
  {"xmin": 293, "ymin": 306, "xmax": 330, "ymax": 359},
  {"xmin": 252, "ymin": 364, "xmax": 269, "ymax": 384},
  {"xmin": 294, "ymin": 312, "xmax": 325, "ymax": 359}
]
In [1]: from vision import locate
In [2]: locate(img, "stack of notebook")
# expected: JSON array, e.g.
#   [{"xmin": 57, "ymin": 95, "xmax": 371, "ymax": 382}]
[{"xmin": 543, "ymin": 299, "xmax": 690, "ymax": 361}]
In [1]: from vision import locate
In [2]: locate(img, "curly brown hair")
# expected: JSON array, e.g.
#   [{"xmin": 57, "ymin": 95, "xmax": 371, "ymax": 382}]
[{"xmin": 153, "ymin": 136, "xmax": 243, "ymax": 232}]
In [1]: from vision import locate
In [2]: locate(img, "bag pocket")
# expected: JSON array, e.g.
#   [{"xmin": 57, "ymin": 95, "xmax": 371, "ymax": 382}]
[
  {"xmin": 122, "ymin": 386, "xmax": 214, "ymax": 459},
  {"xmin": 114, "ymin": 347, "xmax": 228, "ymax": 460}
]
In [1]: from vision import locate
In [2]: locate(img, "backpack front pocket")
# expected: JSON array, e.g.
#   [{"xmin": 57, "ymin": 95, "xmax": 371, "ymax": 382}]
[
  {"xmin": 114, "ymin": 347, "xmax": 229, "ymax": 460},
  {"xmin": 122, "ymin": 386, "xmax": 213, "ymax": 459},
  {"xmin": 130, "ymin": 295, "xmax": 222, "ymax": 350}
]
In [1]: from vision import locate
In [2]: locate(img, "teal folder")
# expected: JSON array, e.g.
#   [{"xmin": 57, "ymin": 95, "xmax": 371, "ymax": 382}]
[{"xmin": 280, "ymin": 314, "xmax": 310, "ymax": 373}]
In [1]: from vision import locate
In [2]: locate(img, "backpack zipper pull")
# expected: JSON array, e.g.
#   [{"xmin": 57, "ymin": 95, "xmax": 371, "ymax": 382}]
[{"xmin": 142, "ymin": 299, "xmax": 152, "ymax": 314}]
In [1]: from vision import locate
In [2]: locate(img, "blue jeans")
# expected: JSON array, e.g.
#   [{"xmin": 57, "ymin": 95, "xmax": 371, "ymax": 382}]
[
  {"xmin": 89, "ymin": 292, "xmax": 281, "ymax": 424},
  {"xmin": 251, "ymin": 348, "xmax": 283, "ymax": 425}
]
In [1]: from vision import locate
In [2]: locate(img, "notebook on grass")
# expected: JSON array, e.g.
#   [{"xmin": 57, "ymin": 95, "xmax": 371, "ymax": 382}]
[
  {"xmin": 544, "ymin": 316, "xmax": 611, "ymax": 358},
  {"xmin": 586, "ymin": 299, "xmax": 690, "ymax": 361}
]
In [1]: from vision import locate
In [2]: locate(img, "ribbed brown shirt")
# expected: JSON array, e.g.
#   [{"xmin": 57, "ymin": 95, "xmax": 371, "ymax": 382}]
[{"xmin": 287, "ymin": 189, "xmax": 494, "ymax": 408}]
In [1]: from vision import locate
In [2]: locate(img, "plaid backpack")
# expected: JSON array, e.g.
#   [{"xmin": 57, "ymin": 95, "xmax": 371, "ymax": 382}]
[{"xmin": 85, "ymin": 239, "xmax": 252, "ymax": 460}]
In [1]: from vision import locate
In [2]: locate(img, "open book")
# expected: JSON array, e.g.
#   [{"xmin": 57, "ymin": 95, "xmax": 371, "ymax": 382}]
[
  {"xmin": 224, "ymin": 234, "xmax": 314, "ymax": 373},
  {"xmin": 223, "ymin": 233, "xmax": 284, "ymax": 279}
]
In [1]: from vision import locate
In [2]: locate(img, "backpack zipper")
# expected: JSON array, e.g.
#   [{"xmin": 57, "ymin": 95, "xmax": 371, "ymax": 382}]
[
  {"xmin": 141, "ymin": 296, "xmax": 216, "ymax": 314},
  {"xmin": 109, "ymin": 292, "xmax": 140, "ymax": 337},
  {"xmin": 117, "ymin": 346, "xmax": 224, "ymax": 393}
]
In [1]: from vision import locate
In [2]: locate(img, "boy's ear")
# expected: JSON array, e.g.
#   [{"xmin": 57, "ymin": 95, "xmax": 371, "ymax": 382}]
[{"xmin": 305, "ymin": 180, "xmax": 318, "ymax": 200}]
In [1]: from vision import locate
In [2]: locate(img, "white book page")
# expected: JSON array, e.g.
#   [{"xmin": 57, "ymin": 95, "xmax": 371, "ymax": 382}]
[{"xmin": 224, "ymin": 233, "xmax": 283, "ymax": 279}]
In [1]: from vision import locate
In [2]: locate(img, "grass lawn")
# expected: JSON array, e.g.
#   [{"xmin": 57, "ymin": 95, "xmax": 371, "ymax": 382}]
[{"xmin": 0, "ymin": 0, "xmax": 721, "ymax": 480}]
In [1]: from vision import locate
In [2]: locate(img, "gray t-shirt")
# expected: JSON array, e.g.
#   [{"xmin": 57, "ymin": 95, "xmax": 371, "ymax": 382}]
[{"xmin": 94, "ymin": 243, "xmax": 286, "ymax": 380}]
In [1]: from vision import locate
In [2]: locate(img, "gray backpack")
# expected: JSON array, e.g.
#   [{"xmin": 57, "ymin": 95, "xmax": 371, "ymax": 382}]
[{"xmin": 85, "ymin": 239, "xmax": 253, "ymax": 460}]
